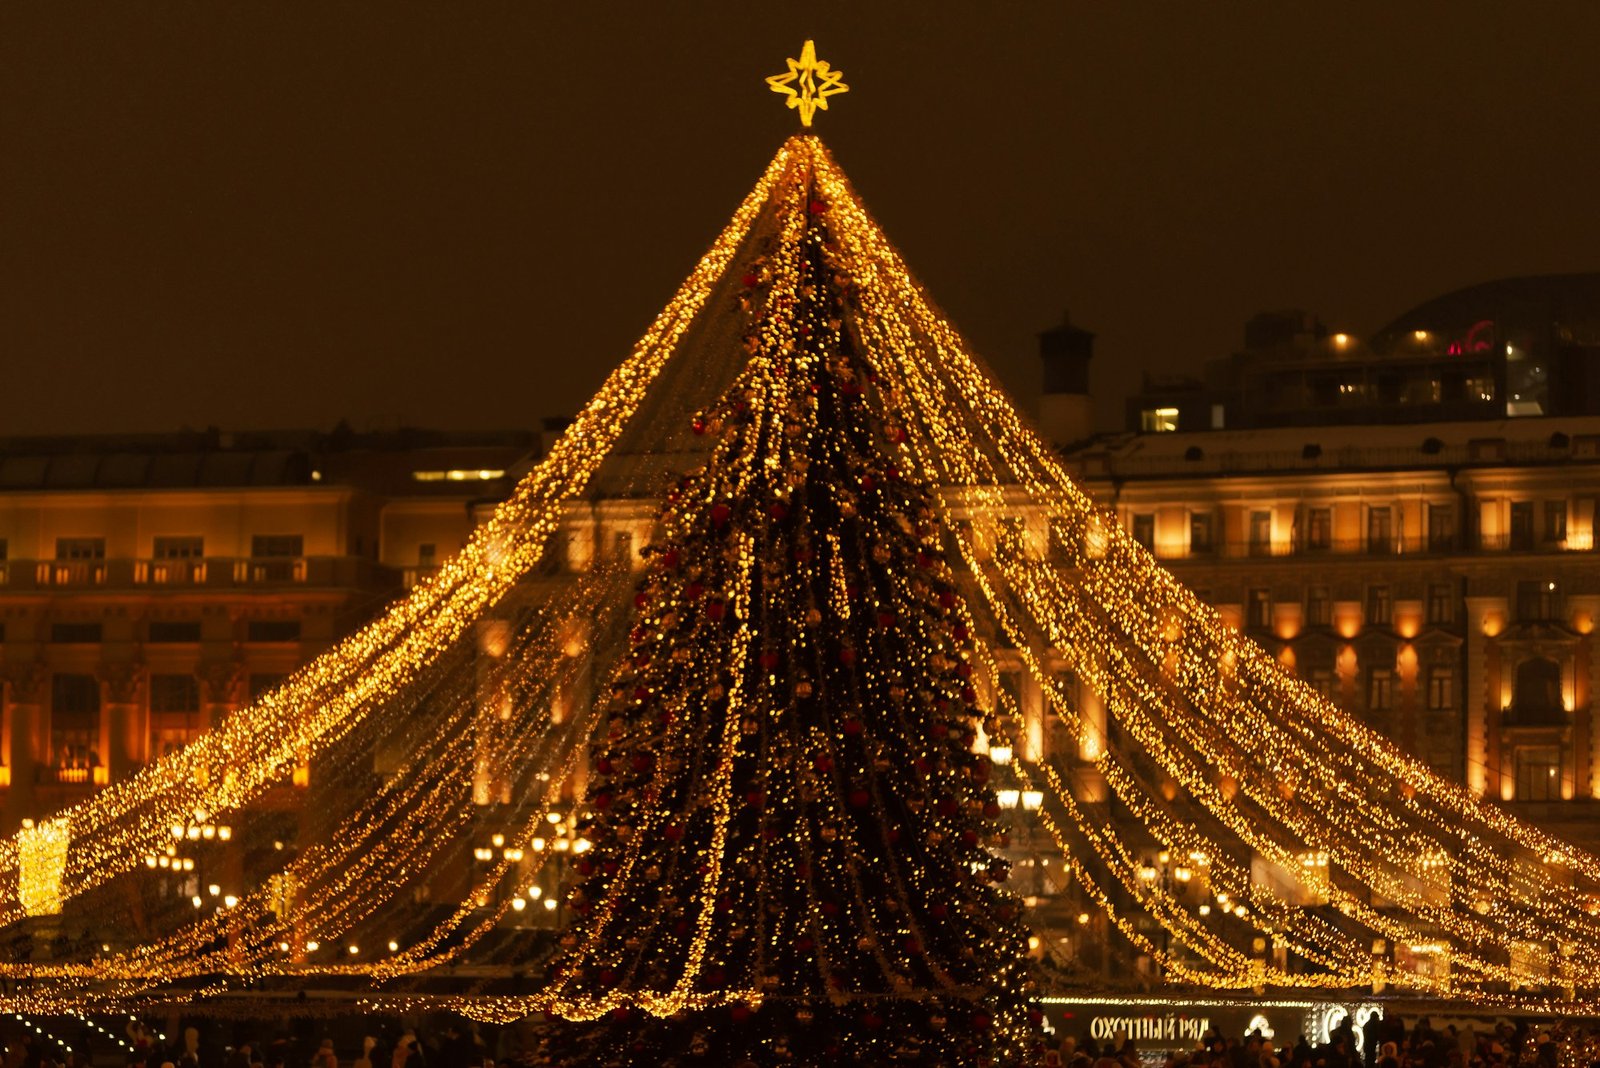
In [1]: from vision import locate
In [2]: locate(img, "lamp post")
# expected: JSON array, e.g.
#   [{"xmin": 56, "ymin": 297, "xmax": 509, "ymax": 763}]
[
  {"xmin": 1136, "ymin": 849, "xmax": 1194, "ymax": 974},
  {"xmin": 145, "ymin": 810, "xmax": 234, "ymax": 917},
  {"xmin": 478, "ymin": 812, "xmax": 590, "ymax": 928}
]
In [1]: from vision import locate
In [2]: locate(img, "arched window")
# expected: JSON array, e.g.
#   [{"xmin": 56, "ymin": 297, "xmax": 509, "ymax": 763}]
[{"xmin": 1511, "ymin": 657, "xmax": 1564, "ymax": 724}]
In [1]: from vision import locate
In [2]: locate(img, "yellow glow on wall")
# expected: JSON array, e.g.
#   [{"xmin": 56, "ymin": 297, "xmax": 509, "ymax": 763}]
[
  {"xmin": 1397, "ymin": 644, "xmax": 1418, "ymax": 680},
  {"xmin": 1335, "ymin": 607, "xmax": 1362, "ymax": 640},
  {"xmin": 1337, "ymin": 645, "xmax": 1358, "ymax": 681}
]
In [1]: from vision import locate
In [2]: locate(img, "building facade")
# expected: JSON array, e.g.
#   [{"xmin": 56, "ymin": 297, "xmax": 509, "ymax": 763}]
[
  {"xmin": 0, "ymin": 427, "xmax": 539, "ymax": 832},
  {"xmin": 1052, "ymin": 273, "xmax": 1600, "ymax": 850}
]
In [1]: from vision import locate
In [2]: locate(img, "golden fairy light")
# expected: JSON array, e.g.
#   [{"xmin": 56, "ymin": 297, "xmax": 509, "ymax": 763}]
[{"xmin": 5, "ymin": 133, "xmax": 1600, "ymax": 1027}]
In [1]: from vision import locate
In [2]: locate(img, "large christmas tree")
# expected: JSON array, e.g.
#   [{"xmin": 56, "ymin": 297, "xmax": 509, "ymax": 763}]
[
  {"xmin": 527, "ymin": 163, "xmax": 1043, "ymax": 1065},
  {"xmin": 14, "ymin": 44, "xmax": 1600, "ymax": 1029}
]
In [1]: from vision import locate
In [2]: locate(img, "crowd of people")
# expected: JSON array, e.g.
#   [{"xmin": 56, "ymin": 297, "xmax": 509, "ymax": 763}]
[
  {"xmin": 5, "ymin": 1010, "xmax": 1600, "ymax": 1068},
  {"xmin": 0, "ymin": 1019, "xmax": 508, "ymax": 1068},
  {"xmin": 1054, "ymin": 1013, "xmax": 1599, "ymax": 1068}
]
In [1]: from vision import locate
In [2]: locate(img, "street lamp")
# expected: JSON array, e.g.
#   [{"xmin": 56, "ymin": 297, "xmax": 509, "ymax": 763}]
[{"xmin": 150, "ymin": 810, "xmax": 234, "ymax": 912}]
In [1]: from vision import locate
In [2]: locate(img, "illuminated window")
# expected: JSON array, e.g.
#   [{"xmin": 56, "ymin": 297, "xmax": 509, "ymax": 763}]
[
  {"xmin": 1305, "ymin": 586, "xmax": 1331, "ymax": 627},
  {"xmin": 1189, "ymin": 513, "xmax": 1214, "ymax": 554},
  {"xmin": 1426, "ymin": 668, "xmax": 1454, "ymax": 711},
  {"xmin": 1511, "ymin": 657, "xmax": 1563, "ymax": 721},
  {"xmin": 1367, "ymin": 507, "xmax": 1392, "ymax": 554},
  {"xmin": 252, "ymin": 534, "xmax": 303, "ymax": 558},
  {"xmin": 1139, "ymin": 408, "xmax": 1179, "ymax": 433},
  {"xmin": 1367, "ymin": 667, "xmax": 1393, "ymax": 711},
  {"xmin": 1510, "ymin": 501, "xmax": 1534, "ymax": 550},
  {"xmin": 1545, "ymin": 501, "xmax": 1567, "ymax": 543},
  {"xmin": 1305, "ymin": 508, "xmax": 1331, "ymax": 552},
  {"xmin": 1427, "ymin": 505, "xmax": 1455, "ymax": 552},
  {"xmin": 1515, "ymin": 580, "xmax": 1561, "ymax": 622},
  {"xmin": 1248, "ymin": 511, "xmax": 1272, "ymax": 556},
  {"xmin": 1247, "ymin": 588, "xmax": 1272, "ymax": 630},
  {"xmin": 51, "ymin": 673, "xmax": 100, "ymax": 771},
  {"xmin": 251, "ymin": 535, "xmax": 304, "ymax": 582},
  {"xmin": 149, "ymin": 675, "xmax": 201, "ymax": 760},
  {"xmin": 1131, "ymin": 514, "xmax": 1154, "ymax": 549},
  {"xmin": 1426, "ymin": 583, "xmax": 1453, "ymax": 625},
  {"xmin": 154, "ymin": 536, "xmax": 204, "ymax": 559},
  {"xmin": 1514, "ymin": 747, "xmax": 1561, "ymax": 802},
  {"xmin": 56, "ymin": 537, "xmax": 104, "ymax": 561},
  {"xmin": 1366, "ymin": 585, "xmax": 1392, "ymax": 627}
]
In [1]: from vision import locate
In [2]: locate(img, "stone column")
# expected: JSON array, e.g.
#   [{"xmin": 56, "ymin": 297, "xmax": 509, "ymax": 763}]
[
  {"xmin": 1464, "ymin": 596, "xmax": 1503, "ymax": 798},
  {"xmin": 474, "ymin": 620, "xmax": 512, "ymax": 806},
  {"xmin": 3, "ymin": 661, "xmax": 50, "ymax": 828},
  {"xmin": 1569, "ymin": 595, "xmax": 1600, "ymax": 799},
  {"xmin": 200, "ymin": 660, "xmax": 246, "ymax": 732},
  {"xmin": 101, "ymin": 663, "xmax": 147, "ymax": 785},
  {"xmin": 199, "ymin": 661, "xmax": 245, "ymax": 790}
]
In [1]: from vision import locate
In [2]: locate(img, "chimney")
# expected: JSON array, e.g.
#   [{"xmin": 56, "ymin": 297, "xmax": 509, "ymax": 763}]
[{"xmin": 1038, "ymin": 312, "xmax": 1095, "ymax": 448}]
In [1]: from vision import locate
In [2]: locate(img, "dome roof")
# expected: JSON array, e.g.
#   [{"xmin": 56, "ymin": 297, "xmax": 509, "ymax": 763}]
[{"xmin": 1372, "ymin": 272, "xmax": 1600, "ymax": 353}]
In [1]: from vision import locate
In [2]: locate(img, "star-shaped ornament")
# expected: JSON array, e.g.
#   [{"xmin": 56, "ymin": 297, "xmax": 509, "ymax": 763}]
[{"xmin": 766, "ymin": 40, "xmax": 848, "ymax": 128}]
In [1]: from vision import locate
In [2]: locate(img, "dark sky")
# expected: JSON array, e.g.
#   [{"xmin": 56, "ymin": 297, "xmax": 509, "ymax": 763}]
[{"xmin": 4, "ymin": 3, "xmax": 1599, "ymax": 437}]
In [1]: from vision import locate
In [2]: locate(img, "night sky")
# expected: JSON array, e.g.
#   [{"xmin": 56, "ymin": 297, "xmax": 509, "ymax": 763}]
[{"xmin": 4, "ymin": 3, "xmax": 1599, "ymax": 438}]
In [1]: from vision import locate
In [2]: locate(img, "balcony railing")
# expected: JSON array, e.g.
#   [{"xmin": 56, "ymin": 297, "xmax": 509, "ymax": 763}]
[
  {"xmin": 1146, "ymin": 532, "xmax": 1591, "ymax": 563},
  {"xmin": 0, "ymin": 557, "xmax": 398, "ymax": 592},
  {"xmin": 36, "ymin": 560, "xmax": 108, "ymax": 585},
  {"xmin": 233, "ymin": 557, "xmax": 307, "ymax": 583},
  {"xmin": 135, "ymin": 558, "xmax": 208, "ymax": 584},
  {"xmin": 45, "ymin": 765, "xmax": 107, "ymax": 786},
  {"xmin": 1089, "ymin": 436, "xmax": 1595, "ymax": 478}
]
